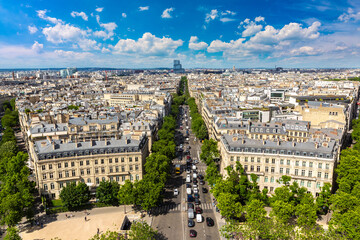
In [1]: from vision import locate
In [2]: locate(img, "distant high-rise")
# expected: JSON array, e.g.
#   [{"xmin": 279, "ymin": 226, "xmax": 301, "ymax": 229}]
[
  {"xmin": 173, "ymin": 60, "xmax": 184, "ymax": 73},
  {"xmin": 60, "ymin": 67, "xmax": 77, "ymax": 78}
]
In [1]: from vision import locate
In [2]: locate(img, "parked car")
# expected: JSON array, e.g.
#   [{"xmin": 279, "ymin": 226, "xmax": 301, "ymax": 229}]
[
  {"xmin": 194, "ymin": 193, "xmax": 200, "ymax": 199},
  {"xmin": 195, "ymin": 198, "xmax": 200, "ymax": 205},
  {"xmin": 188, "ymin": 219, "xmax": 195, "ymax": 227},
  {"xmin": 193, "ymin": 187, "xmax": 198, "ymax": 194},
  {"xmin": 187, "ymin": 188, "xmax": 192, "ymax": 195},
  {"xmin": 188, "ymin": 208, "xmax": 194, "ymax": 219},
  {"xmin": 193, "ymin": 179, "xmax": 198, "ymax": 184},
  {"xmin": 196, "ymin": 214, "xmax": 203, "ymax": 223},
  {"xmin": 190, "ymin": 230, "xmax": 197, "ymax": 238},
  {"xmin": 195, "ymin": 206, "xmax": 202, "ymax": 214},
  {"xmin": 200, "ymin": 180, "xmax": 205, "ymax": 185},
  {"xmin": 186, "ymin": 183, "xmax": 191, "ymax": 188},
  {"xmin": 174, "ymin": 189, "xmax": 179, "ymax": 196},
  {"xmin": 206, "ymin": 217, "xmax": 214, "ymax": 226},
  {"xmin": 188, "ymin": 203, "xmax": 194, "ymax": 209},
  {"xmin": 202, "ymin": 187, "xmax": 208, "ymax": 193}
]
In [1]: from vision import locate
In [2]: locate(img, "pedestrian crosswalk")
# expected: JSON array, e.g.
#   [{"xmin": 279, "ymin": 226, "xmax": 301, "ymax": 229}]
[{"xmin": 150, "ymin": 202, "xmax": 214, "ymax": 215}]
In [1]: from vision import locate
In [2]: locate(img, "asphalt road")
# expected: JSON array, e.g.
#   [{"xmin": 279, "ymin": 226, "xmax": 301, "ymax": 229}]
[{"xmin": 151, "ymin": 105, "xmax": 220, "ymax": 240}]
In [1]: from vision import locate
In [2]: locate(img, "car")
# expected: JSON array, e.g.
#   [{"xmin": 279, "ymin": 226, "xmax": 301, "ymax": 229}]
[
  {"xmin": 186, "ymin": 169, "xmax": 191, "ymax": 174},
  {"xmin": 174, "ymin": 189, "xmax": 179, "ymax": 196},
  {"xmin": 186, "ymin": 156, "xmax": 191, "ymax": 160},
  {"xmin": 187, "ymin": 146, "xmax": 191, "ymax": 149},
  {"xmin": 190, "ymin": 230, "xmax": 197, "ymax": 238},
  {"xmin": 198, "ymin": 174, "xmax": 204, "ymax": 180},
  {"xmin": 195, "ymin": 206, "xmax": 202, "ymax": 214},
  {"xmin": 196, "ymin": 214, "xmax": 203, "ymax": 223},
  {"xmin": 188, "ymin": 203, "xmax": 194, "ymax": 209},
  {"xmin": 187, "ymin": 188, "xmax": 192, "ymax": 195},
  {"xmin": 206, "ymin": 217, "xmax": 214, "ymax": 226},
  {"xmin": 188, "ymin": 219, "xmax": 195, "ymax": 227},
  {"xmin": 200, "ymin": 180, "xmax": 205, "ymax": 185},
  {"xmin": 193, "ymin": 187, "xmax": 198, "ymax": 194},
  {"xmin": 194, "ymin": 198, "xmax": 200, "ymax": 205},
  {"xmin": 187, "ymin": 195, "xmax": 194, "ymax": 202},
  {"xmin": 194, "ymin": 193, "xmax": 200, "ymax": 199},
  {"xmin": 193, "ymin": 184, "xmax": 198, "ymax": 188},
  {"xmin": 193, "ymin": 179, "xmax": 198, "ymax": 184},
  {"xmin": 193, "ymin": 173, "xmax": 197, "ymax": 179},
  {"xmin": 180, "ymin": 126, "xmax": 183, "ymax": 130},
  {"xmin": 192, "ymin": 165, "xmax": 197, "ymax": 170},
  {"xmin": 202, "ymin": 187, "xmax": 208, "ymax": 193},
  {"xmin": 186, "ymin": 183, "xmax": 192, "ymax": 188},
  {"xmin": 179, "ymin": 144, "xmax": 183, "ymax": 149},
  {"xmin": 186, "ymin": 138, "xmax": 189, "ymax": 141}
]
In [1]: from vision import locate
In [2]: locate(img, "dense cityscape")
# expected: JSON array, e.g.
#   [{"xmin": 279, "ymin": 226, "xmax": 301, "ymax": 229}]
[{"xmin": 1, "ymin": 0, "xmax": 360, "ymax": 239}]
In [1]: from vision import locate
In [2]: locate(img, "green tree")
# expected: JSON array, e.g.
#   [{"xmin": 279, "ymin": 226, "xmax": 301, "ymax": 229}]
[
  {"xmin": 270, "ymin": 200, "xmax": 295, "ymax": 224},
  {"xmin": 134, "ymin": 179, "xmax": 164, "ymax": 211},
  {"xmin": 205, "ymin": 162, "xmax": 221, "ymax": 187},
  {"xmin": 4, "ymin": 227, "xmax": 21, "ymax": 240},
  {"xmin": 60, "ymin": 182, "xmax": 90, "ymax": 210},
  {"xmin": 128, "ymin": 220, "xmax": 158, "ymax": 240},
  {"xmin": 0, "ymin": 141, "xmax": 18, "ymax": 158},
  {"xmin": 118, "ymin": 180, "xmax": 135, "ymax": 205},
  {"xmin": 316, "ymin": 183, "xmax": 332, "ymax": 214},
  {"xmin": 217, "ymin": 192, "xmax": 244, "ymax": 219},
  {"xmin": 0, "ymin": 128, "xmax": 16, "ymax": 145},
  {"xmin": 96, "ymin": 180, "xmax": 120, "ymax": 205},
  {"xmin": 10, "ymin": 98, "xmax": 16, "ymax": 111},
  {"xmin": 89, "ymin": 230, "xmax": 125, "ymax": 240}
]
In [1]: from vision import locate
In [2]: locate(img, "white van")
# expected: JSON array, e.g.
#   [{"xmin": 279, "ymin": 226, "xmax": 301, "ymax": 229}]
[
  {"xmin": 196, "ymin": 214, "xmax": 202, "ymax": 223},
  {"xmin": 188, "ymin": 209, "xmax": 194, "ymax": 219},
  {"xmin": 186, "ymin": 188, "xmax": 192, "ymax": 195},
  {"xmin": 186, "ymin": 175, "xmax": 191, "ymax": 183},
  {"xmin": 192, "ymin": 165, "xmax": 197, "ymax": 170},
  {"xmin": 193, "ymin": 173, "xmax": 197, "ymax": 179}
]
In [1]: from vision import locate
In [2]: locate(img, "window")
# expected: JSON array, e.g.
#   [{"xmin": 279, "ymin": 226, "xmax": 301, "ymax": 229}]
[
  {"xmin": 271, "ymin": 167, "xmax": 275, "ymax": 173},
  {"xmin": 59, "ymin": 183, "xmax": 64, "ymax": 189},
  {"xmin": 122, "ymin": 176, "xmax": 126, "ymax": 181},
  {"xmin": 257, "ymin": 157, "xmax": 260, "ymax": 163},
  {"xmin": 316, "ymin": 182, "xmax": 321, "ymax": 188},
  {"xmin": 325, "ymin": 173, "xmax": 329, "ymax": 179},
  {"xmin": 65, "ymin": 162, "xmax": 68, "ymax": 168},
  {"xmin": 49, "ymin": 164, "xmax": 52, "ymax": 170},
  {"xmin": 72, "ymin": 170, "xmax": 76, "ymax": 176},
  {"xmin": 87, "ymin": 169, "xmax": 91, "ymax": 175},
  {"xmin": 116, "ymin": 176, "xmax": 120, "ymax": 182},
  {"xmin": 244, "ymin": 165, "xmax": 248, "ymax": 171},
  {"xmin": 80, "ymin": 169, "xmax": 84, "ymax": 176},
  {"xmin": 109, "ymin": 167, "xmax": 113, "ymax": 173},
  {"xmin": 87, "ymin": 178, "xmax": 91, "ymax": 183},
  {"xmin": 115, "ymin": 166, "xmax": 119, "ymax": 172},
  {"xmin": 121, "ymin": 166, "xmax": 125, "ymax": 172},
  {"xmin": 286, "ymin": 168, "xmax": 290, "ymax": 174},
  {"xmin": 302, "ymin": 161, "xmax": 306, "ymax": 167},
  {"xmin": 50, "ymin": 173, "xmax": 53, "ymax": 179},
  {"xmin": 270, "ymin": 177, "xmax": 274, "ymax": 183},
  {"xmin": 109, "ymin": 158, "xmax": 113, "ymax": 164},
  {"xmin": 42, "ymin": 165, "xmax": 46, "ymax": 170},
  {"xmin": 136, "ymin": 174, "xmax": 139, "ymax": 180},
  {"xmin": 308, "ymin": 171, "xmax": 312, "ymax": 177},
  {"xmin": 264, "ymin": 176, "xmax": 268, "ymax": 182},
  {"xmin": 95, "ymin": 168, "xmax": 99, "ymax": 174},
  {"xmin": 265, "ymin": 158, "xmax": 269, "ymax": 163},
  {"xmin": 309, "ymin": 162, "xmax": 313, "ymax": 168},
  {"xmin": 130, "ymin": 175, "xmax": 133, "ymax": 181},
  {"xmin": 270, "ymin": 187, "xmax": 274, "ymax": 192},
  {"xmin": 135, "ymin": 165, "xmax": 139, "ymax": 171},
  {"xmin": 307, "ymin": 181, "xmax": 311, "ymax": 187},
  {"xmin": 59, "ymin": 172, "xmax": 63, "ymax": 178},
  {"xmin": 318, "ymin": 163, "xmax": 322, "ymax": 169},
  {"xmin": 44, "ymin": 184, "xmax": 48, "ymax": 190},
  {"xmin": 115, "ymin": 158, "xmax": 119, "ymax": 163},
  {"xmin": 230, "ymin": 156, "xmax": 234, "ymax": 161},
  {"xmin": 280, "ymin": 159, "xmax": 284, "ymax": 165},
  {"xmin": 296, "ymin": 161, "xmax": 299, "ymax": 166},
  {"xmin": 101, "ymin": 167, "xmax": 105, "ymax": 173},
  {"xmin": 295, "ymin": 169, "xmax": 299, "ymax": 175},
  {"xmin": 250, "ymin": 166, "xmax": 254, "ymax": 171},
  {"xmin": 265, "ymin": 167, "xmax": 269, "ymax": 172},
  {"xmin": 95, "ymin": 160, "xmax": 98, "ymax": 165},
  {"xmin": 102, "ymin": 177, "xmax": 105, "ymax": 182},
  {"xmin": 101, "ymin": 159, "xmax": 104, "ymax": 164},
  {"xmin": 71, "ymin": 162, "xmax": 75, "ymax": 167},
  {"xmin": 80, "ymin": 161, "xmax": 83, "ymax": 166},
  {"xmin": 257, "ymin": 166, "xmax": 260, "ymax": 172},
  {"xmin": 317, "ymin": 172, "xmax": 322, "ymax": 178},
  {"xmin": 121, "ymin": 157, "xmax": 125, "ymax": 163},
  {"xmin": 251, "ymin": 157, "xmax": 254, "ymax": 162},
  {"xmin": 301, "ymin": 170, "xmax": 305, "ymax": 176},
  {"xmin": 96, "ymin": 178, "xmax": 99, "ymax": 184},
  {"xmin": 86, "ymin": 160, "xmax": 90, "ymax": 166},
  {"xmin": 58, "ymin": 163, "xmax": 62, "ymax": 168},
  {"xmin": 287, "ymin": 160, "xmax": 290, "ymax": 165},
  {"xmin": 43, "ymin": 174, "xmax": 47, "ymax": 180},
  {"xmin": 129, "ymin": 157, "xmax": 132, "ymax": 162},
  {"xmin": 300, "ymin": 180, "xmax": 304, "ymax": 186},
  {"xmin": 280, "ymin": 168, "xmax": 283, "ymax": 174},
  {"xmin": 326, "ymin": 164, "xmax": 330, "ymax": 169},
  {"xmin": 65, "ymin": 171, "xmax": 69, "ymax": 177},
  {"xmin": 135, "ymin": 157, "xmax": 139, "ymax": 162},
  {"xmin": 272, "ymin": 158, "xmax": 275, "ymax": 164},
  {"xmin": 50, "ymin": 183, "xmax": 55, "ymax": 189}
]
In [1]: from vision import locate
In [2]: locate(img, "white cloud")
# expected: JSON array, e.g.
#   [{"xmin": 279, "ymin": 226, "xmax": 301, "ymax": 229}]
[
  {"xmin": 101, "ymin": 47, "xmax": 111, "ymax": 53},
  {"xmin": 255, "ymin": 16, "xmax": 265, "ymax": 22},
  {"xmin": 188, "ymin": 36, "xmax": 208, "ymax": 50},
  {"xmin": 95, "ymin": 7, "xmax": 104, "ymax": 13},
  {"xmin": 161, "ymin": 8, "xmax": 174, "ymax": 19},
  {"xmin": 338, "ymin": 8, "xmax": 360, "ymax": 22},
  {"xmin": 36, "ymin": 9, "xmax": 63, "ymax": 24},
  {"xmin": 77, "ymin": 39, "xmax": 100, "ymax": 51},
  {"xmin": 28, "ymin": 25, "xmax": 38, "ymax": 34},
  {"xmin": 54, "ymin": 50, "xmax": 93, "ymax": 58},
  {"xmin": 42, "ymin": 23, "xmax": 87, "ymax": 43},
  {"xmin": 220, "ymin": 18, "xmax": 236, "ymax": 23},
  {"xmin": 290, "ymin": 46, "xmax": 319, "ymax": 56},
  {"xmin": 93, "ymin": 16, "xmax": 118, "ymax": 40},
  {"xmin": 221, "ymin": 10, "xmax": 236, "ymax": 16},
  {"xmin": 139, "ymin": 6, "xmax": 149, "ymax": 11},
  {"xmin": 207, "ymin": 38, "xmax": 245, "ymax": 53},
  {"xmin": 205, "ymin": 9, "xmax": 218, "ymax": 23},
  {"xmin": 31, "ymin": 41, "xmax": 43, "ymax": 53},
  {"xmin": 239, "ymin": 17, "xmax": 264, "ymax": 37},
  {"xmin": 122, "ymin": 13, "xmax": 127, "ymax": 18},
  {"xmin": 71, "ymin": 11, "xmax": 88, "ymax": 21},
  {"xmin": 113, "ymin": 32, "xmax": 183, "ymax": 56}
]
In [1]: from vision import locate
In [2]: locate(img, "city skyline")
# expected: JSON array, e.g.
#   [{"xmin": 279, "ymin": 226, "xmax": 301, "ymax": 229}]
[{"xmin": 0, "ymin": 0, "xmax": 360, "ymax": 68}]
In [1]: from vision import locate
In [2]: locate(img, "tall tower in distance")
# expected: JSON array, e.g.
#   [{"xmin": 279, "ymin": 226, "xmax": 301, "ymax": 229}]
[{"xmin": 173, "ymin": 60, "xmax": 185, "ymax": 73}]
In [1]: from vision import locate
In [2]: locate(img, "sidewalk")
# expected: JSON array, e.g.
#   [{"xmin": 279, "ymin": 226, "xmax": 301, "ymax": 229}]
[{"xmin": 209, "ymin": 191, "xmax": 227, "ymax": 240}]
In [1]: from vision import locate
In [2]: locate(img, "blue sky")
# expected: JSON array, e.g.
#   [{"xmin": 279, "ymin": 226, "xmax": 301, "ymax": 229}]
[{"xmin": 0, "ymin": 0, "xmax": 360, "ymax": 68}]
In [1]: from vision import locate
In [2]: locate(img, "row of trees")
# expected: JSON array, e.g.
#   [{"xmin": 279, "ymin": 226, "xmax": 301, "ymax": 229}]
[{"xmin": 0, "ymin": 100, "xmax": 35, "ymax": 239}]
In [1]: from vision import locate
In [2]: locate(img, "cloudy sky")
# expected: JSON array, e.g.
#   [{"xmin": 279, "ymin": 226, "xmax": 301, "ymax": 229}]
[{"xmin": 0, "ymin": 0, "xmax": 360, "ymax": 68}]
